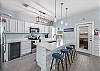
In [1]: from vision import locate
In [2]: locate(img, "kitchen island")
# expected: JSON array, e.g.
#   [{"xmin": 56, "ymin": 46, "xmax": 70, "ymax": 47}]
[{"xmin": 36, "ymin": 41, "xmax": 66, "ymax": 71}]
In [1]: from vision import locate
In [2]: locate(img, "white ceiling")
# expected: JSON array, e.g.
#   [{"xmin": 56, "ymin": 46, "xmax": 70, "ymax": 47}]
[{"xmin": 1, "ymin": 0, "xmax": 99, "ymax": 21}]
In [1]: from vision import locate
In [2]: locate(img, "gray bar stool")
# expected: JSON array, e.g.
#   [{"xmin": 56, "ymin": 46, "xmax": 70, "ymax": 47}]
[
  {"xmin": 50, "ymin": 53, "xmax": 64, "ymax": 71},
  {"xmin": 69, "ymin": 45, "xmax": 77, "ymax": 60}
]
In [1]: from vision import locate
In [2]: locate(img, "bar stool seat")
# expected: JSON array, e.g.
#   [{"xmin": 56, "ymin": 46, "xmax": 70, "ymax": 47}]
[
  {"xmin": 52, "ymin": 53, "xmax": 63, "ymax": 59},
  {"xmin": 60, "ymin": 49, "xmax": 68, "ymax": 53},
  {"xmin": 66, "ymin": 46, "xmax": 73, "ymax": 49},
  {"xmin": 70, "ymin": 45, "xmax": 75, "ymax": 48}
]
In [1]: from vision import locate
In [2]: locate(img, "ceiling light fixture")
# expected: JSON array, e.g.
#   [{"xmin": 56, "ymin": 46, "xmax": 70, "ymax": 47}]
[
  {"xmin": 60, "ymin": 2, "xmax": 64, "ymax": 25},
  {"xmin": 65, "ymin": 8, "xmax": 68, "ymax": 26}
]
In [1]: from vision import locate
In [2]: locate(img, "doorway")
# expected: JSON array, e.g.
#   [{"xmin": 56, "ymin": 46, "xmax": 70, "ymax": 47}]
[
  {"xmin": 76, "ymin": 22, "xmax": 94, "ymax": 54},
  {"xmin": 79, "ymin": 26, "xmax": 88, "ymax": 49}
]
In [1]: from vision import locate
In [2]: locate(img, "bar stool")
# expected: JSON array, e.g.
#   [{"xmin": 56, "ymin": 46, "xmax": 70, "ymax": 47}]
[
  {"xmin": 66, "ymin": 46, "xmax": 74, "ymax": 63},
  {"xmin": 60, "ymin": 48, "xmax": 71, "ymax": 70},
  {"xmin": 50, "ymin": 53, "xmax": 64, "ymax": 71},
  {"xmin": 69, "ymin": 45, "xmax": 77, "ymax": 59}
]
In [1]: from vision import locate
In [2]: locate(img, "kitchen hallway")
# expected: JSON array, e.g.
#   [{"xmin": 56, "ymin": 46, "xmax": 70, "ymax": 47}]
[{"xmin": 0, "ymin": 52, "xmax": 100, "ymax": 71}]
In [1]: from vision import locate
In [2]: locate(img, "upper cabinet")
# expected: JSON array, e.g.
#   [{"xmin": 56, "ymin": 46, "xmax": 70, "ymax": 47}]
[
  {"xmin": 44, "ymin": 26, "xmax": 49, "ymax": 33},
  {"xmin": 3, "ymin": 18, "xmax": 51, "ymax": 34},
  {"xmin": 10, "ymin": 19, "xmax": 16, "ymax": 33},
  {"xmin": 25, "ymin": 22, "xmax": 30, "ymax": 33},
  {"xmin": 38, "ymin": 24, "xmax": 42, "ymax": 33},
  {"xmin": 4, "ymin": 19, "xmax": 16, "ymax": 33},
  {"xmin": 39, "ymin": 25, "xmax": 45, "ymax": 33},
  {"xmin": 18, "ymin": 20, "xmax": 23, "ymax": 33}
]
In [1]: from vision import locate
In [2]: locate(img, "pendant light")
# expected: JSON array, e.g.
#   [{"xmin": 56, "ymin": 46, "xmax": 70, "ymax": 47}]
[
  {"xmin": 54, "ymin": 0, "xmax": 57, "ymax": 22},
  {"xmin": 65, "ymin": 8, "xmax": 68, "ymax": 26},
  {"xmin": 60, "ymin": 2, "xmax": 64, "ymax": 24}
]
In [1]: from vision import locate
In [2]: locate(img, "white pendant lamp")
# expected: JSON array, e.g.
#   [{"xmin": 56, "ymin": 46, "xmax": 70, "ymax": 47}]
[{"xmin": 60, "ymin": 2, "xmax": 64, "ymax": 24}]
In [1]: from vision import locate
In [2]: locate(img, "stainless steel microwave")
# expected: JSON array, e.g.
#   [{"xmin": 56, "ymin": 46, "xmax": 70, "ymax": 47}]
[{"xmin": 30, "ymin": 27, "xmax": 39, "ymax": 33}]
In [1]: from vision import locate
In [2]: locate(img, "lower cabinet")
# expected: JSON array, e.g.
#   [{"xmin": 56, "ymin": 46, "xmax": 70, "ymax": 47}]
[
  {"xmin": 8, "ymin": 42, "xmax": 21, "ymax": 61},
  {"xmin": 21, "ymin": 41, "xmax": 31, "ymax": 56}
]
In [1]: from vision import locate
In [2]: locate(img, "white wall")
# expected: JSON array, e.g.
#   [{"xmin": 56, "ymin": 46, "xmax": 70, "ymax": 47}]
[
  {"xmin": 54, "ymin": 8, "xmax": 99, "ymax": 43},
  {"xmin": 54, "ymin": 8, "xmax": 100, "ymax": 56}
]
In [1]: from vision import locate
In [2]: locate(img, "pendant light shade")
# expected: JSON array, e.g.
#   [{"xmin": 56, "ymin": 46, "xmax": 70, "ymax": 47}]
[
  {"xmin": 61, "ymin": 20, "xmax": 63, "ymax": 24},
  {"xmin": 60, "ymin": 3, "xmax": 64, "ymax": 24},
  {"xmin": 54, "ymin": 18, "xmax": 57, "ymax": 22}
]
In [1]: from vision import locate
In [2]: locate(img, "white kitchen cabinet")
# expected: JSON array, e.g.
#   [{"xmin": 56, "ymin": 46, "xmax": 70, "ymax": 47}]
[
  {"xmin": 25, "ymin": 22, "xmax": 30, "ymax": 33},
  {"xmin": 44, "ymin": 26, "xmax": 49, "ymax": 33},
  {"xmin": 21, "ymin": 41, "xmax": 31, "ymax": 56},
  {"xmin": 32, "ymin": 24, "xmax": 38, "ymax": 28},
  {"xmin": 9, "ymin": 19, "xmax": 16, "ymax": 33},
  {"xmin": 42, "ymin": 25, "xmax": 45, "ymax": 33},
  {"xmin": 30, "ymin": 23, "xmax": 35, "ymax": 27},
  {"xmin": 48, "ymin": 26, "xmax": 52, "ymax": 38},
  {"xmin": 38, "ymin": 24, "xmax": 43, "ymax": 33},
  {"xmin": 3, "ymin": 18, "xmax": 10, "ymax": 32},
  {"xmin": 18, "ymin": 20, "xmax": 23, "ymax": 33}
]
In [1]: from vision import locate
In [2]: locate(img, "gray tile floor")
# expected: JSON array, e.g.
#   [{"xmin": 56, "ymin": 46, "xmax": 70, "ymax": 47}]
[{"xmin": 0, "ymin": 52, "xmax": 100, "ymax": 71}]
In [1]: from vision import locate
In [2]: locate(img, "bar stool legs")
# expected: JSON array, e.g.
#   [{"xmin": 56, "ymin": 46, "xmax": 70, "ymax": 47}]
[
  {"xmin": 69, "ymin": 50, "xmax": 74, "ymax": 63},
  {"xmin": 61, "ymin": 59, "xmax": 64, "ymax": 71},
  {"xmin": 50, "ymin": 58, "xmax": 54, "ymax": 71},
  {"xmin": 50, "ymin": 59, "xmax": 64, "ymax": 71},
  {"xmin": 65, "ymin": 53, "xmax": 67, "ymax": 70},
  {"xmin": 67, "ymin": 53, "xmax": 71, "ymax": 66},
  {"xmin": 50, "ymin": 53, "xmax": 64, "ymax": 71},
  {"xmin": 57, "ymin": 60, "xmax": 60, "ymax": 71}
]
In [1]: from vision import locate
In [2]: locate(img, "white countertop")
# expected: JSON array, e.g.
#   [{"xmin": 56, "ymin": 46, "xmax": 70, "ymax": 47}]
[
  {"xmin": 6, "ymin": 38, "xmax": 52, "ymax": 43},
  {"xmin": 6, "ymin": 38, "xmax": 31, "ymax": 43},
  {"xmin": 36, "ymin": 41, "xmax": 65, "ymax": 51}
]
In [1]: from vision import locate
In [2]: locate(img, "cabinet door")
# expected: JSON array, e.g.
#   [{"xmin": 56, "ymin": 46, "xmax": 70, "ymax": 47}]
[
  {"xmin": 38, "ymin": 25, "xmax": 42, "ymax": 33},
  {"xmin": 44, "ymin": 26, "xmax": 49, "ymax": 33},
  {"xmin": 30, "ymin": 23, "xmax": 34, "ymax": 27},
  {"xmin": 41, "ymin": 25, "xmax": 45, "ymax": 33},
  {"xmin": 21, "ymin": 41, "xmax": 31, "ymax": 56},
  {"xmin": 18, "ymin": 20, "xmax": 23, "ymax": 33},
  {"xmin": 25, "ymin": 22, "xmax": 30, "ymax": 33},
  {"xmin": 34, "ymin": 24, "xmax": 38, "ymax": 28},
  {"xmin": 10, "ymin": 19, "xmax": 16, "ymax": 33},
  {"xmin": 3, "ymin": 22, "xmax": 7, "ymax": 32},
  {"xmin": 5, "ymin": 18, "xmax": 10, "ymax": 32}
]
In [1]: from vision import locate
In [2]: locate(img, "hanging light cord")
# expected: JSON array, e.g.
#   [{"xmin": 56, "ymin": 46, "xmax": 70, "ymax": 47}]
[
  {"xmin": 61, "ymin": 3, "xmax": 64, "ymax": 20},
  {"xmin": 55, "ymin": 0, "xmax": 56, "ymax": 18},
  {"xmin": 66, "ymin": 8, "xmax": 68, "ymax": 22}
]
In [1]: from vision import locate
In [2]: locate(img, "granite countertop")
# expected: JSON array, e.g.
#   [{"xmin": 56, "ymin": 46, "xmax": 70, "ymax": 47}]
[{"xmin": 36, "ymin": 41, "xmax": 65, "ymax": 51}]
